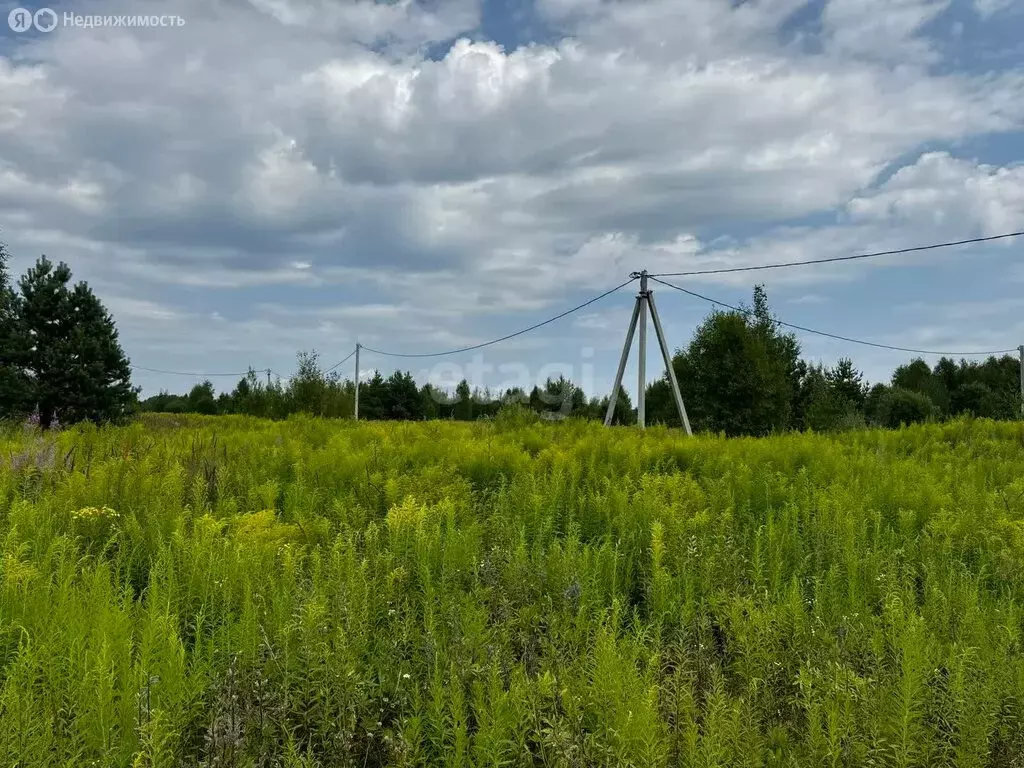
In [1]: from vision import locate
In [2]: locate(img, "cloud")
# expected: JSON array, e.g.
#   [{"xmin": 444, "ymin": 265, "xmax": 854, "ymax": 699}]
[
  {"xmin": 974, "ymin": 0, "xmax": 1015, "ymax": 18},
  {"xmin": 847, "ymin": 152, "xmax": 1024, "ymax": 235},
  {"xmin": 246, "ymin": 0, "xmax": 479, "ymax": 49},
  {"xmin": 573, "ymin": 311, "xmax": 615, "ymax": 331},
  {"xmin": 0, "ymin": 0, "xmax": 1022, "ymax": 393},
  {"xmin": 788, "ymin": 294, "xmax": 829, "ymax": 305},
  {"xmin": 822, "ymin": 0, "xmax": 950, "ymax": 63}
]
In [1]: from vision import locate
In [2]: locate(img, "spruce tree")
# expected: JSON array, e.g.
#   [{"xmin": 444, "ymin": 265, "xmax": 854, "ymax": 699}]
[
  {"xmin": 18, "ymin": 256, "xmax": 135, "ymax": 427},
  {"xmin": 454, "ymin": 379, "xmax": 474, "ymax": 421},
  {"xmin": 0, "ymin": 243, "xmax": 31, "ymax": 420},
  {"xmin": 383, "ymin": 371, "xmax": 423, "ymax": 420}
]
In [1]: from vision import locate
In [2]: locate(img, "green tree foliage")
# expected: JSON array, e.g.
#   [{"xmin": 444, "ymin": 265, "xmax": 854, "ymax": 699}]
[
  {"xmin": 130, "ymin": 284, "xmax": 1023, "ymax": 434},
  {"xmin": 359, "ymin": 371, "xmax": 387, "ymax": 420},
  {"xmin": 277, "ymin": 351, "xmax": 353, "ymax": 419},
  {"xmin": 0, "ymin": 243, "xmax": 31, "ymax": 420},
  {"xmin": 798, "ymin": 364, "xmax": 844, "ymax": 432},
  {"xmin": 15, "ymin": 256, "xmax": 135, "ymax": 428},
  {"xmin": 139, "ymin": 391, "xmax": 188, "ymax": 414},
  {"xmin": 943, "ymin": 356, "xmax": 1019, "ymax": 419},
  {"xmin": 289, "ymin": 351, "xmax": 328, "ymax": 415},
  {"xmin": 865, "ymin": 382, "xmax": 890, "ymax": 425},
  {"xmin": 952, "ymin": 380, "xmax": 999, "ymax": 418},
  {"xmin": 893, "ymin": 358, "xmax": 950, "ymax": 414},
  {"xmin": 598, "ymin": 387, "xmax": 634, "ymax": 425},
  {"xmin": 791, "ymin": 360, "xmax": 867, "ymax": 432},
  {"xmin": 539, "ymin": 375, "xmax": 586, "ymax": 416},
  {"xmin": 501, "ymin": 387, "xmax": 528, "ymax": 408},
  {"xmin": 454, "ymin": 379, "xmax": 474, "ymax": 421},
  {"xmin": 187, "ymin": 381, "xmax": 218, "ymax": 415},
  {"xmin": 648, "ymin": 286, "xmax": 800, "ymax": 436},
  {"xmin": 878, "ymin": 356, "xmax": 1019, "ymax": 422},
  {"xmin": 420, "ymin": 383, "xmax": 442, "ymax": 420},
  {"xmin": 383, "ymin": 371, "xmax": 422, "ymax": 420},
  {"xmin": 827, "ymin": 357, "xmax": 867, "ymax": 408},
  {"xmin": 874, "ymin": 386, "xmax": 937, "ymax": 428}
]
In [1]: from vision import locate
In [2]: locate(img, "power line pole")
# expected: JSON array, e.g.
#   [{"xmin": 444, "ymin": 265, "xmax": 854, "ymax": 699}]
[
  {"xmin": 354, "ymin": 343, "xmax": 361, "ymax": 421},
  {"xmin": 649, "ymin": 285, "xmax": 692, "ymax": 435},
  {"xmin": 605, "ymin": 270, "xmax": 692, "ymax": 434},
  {"xmin": 604, "ymin": 294, "xmax": 640, "ymax": 427},
  {"xmin": 638, "ymin": 271, "xmax": 648, "ymax": 428},
  {"xmin": 266, "ymin": 369, "xmax": 271, "ymax": 389},
  {"xmin": 1019, "ymin": 345, "xmax": 1023, "ymax": 419}
]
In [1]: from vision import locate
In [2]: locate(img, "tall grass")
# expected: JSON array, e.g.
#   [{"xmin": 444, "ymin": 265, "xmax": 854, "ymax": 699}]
[{"xmin": 2, "ymin": 414, "xmax": 1024, "ymax": 766}]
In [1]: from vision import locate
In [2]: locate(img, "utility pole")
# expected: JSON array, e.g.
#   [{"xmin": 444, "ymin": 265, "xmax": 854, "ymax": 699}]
[
  {"xmin": 637, "ymin": 271, "xmax": 648, "ymax": 428},
  {"xmin": 354, "ymin": 343, "xmax": 361, "ymax": 421},
  {"xmin": 604, "ymin": 270, "xmax": 692, "ymax": 434},
  {"xmin": 266, "ymin": 369, "xmax": 271, "ymax": 389},
  {"xmin": 1018, "ymin": 345, "xmax": 1023, "ymax": 419}
]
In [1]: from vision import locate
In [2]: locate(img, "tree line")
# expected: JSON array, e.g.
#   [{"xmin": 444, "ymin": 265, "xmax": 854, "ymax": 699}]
[
  {"xmin": 645, "ymin": 286, "xmax": 1021, "ymax": 434},
  {"xmin": 142, "ymin": 285, "xmax": 1022, "ymax": 435},
  {"xmin": 2, "ymin": 243, "xmax": 1020, "ymax": 434},
  {"xmin": 139, "ymin": 350, "xmax": 637, "ymax": 425}
]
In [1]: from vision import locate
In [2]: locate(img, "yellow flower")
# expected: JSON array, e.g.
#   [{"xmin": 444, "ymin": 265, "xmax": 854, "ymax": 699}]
[{"xmin": 71, "ymin": 505, "xmax": 119, "ymax": 521}]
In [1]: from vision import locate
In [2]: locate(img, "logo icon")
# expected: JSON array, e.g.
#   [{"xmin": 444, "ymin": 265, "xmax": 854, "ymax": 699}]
[
  {"xmin": 7, "ymin": 7, "xmax": 32, "ymax": 31},
  {"xmin": 33, "ymin": 7, "xmax": 57, "ymax": 31},
  {"xmin": 7, "ymin": 6, "xmax": 57, "ymax": 32}
]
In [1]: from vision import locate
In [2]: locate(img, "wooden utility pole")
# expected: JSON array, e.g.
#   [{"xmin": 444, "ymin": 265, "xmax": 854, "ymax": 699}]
[{"xmin": 604, "ymin": 270, "xmax": 692, "ymax": 434}]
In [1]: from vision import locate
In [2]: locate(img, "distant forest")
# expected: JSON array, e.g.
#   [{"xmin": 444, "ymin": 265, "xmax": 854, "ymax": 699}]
[
  {"xmin": 141, "ymin": 287, "xmax": 1022, "ymax": 436},
  {"xmin": 4, "ymin": 241, "xmax": 1017, "ymax": 436}
]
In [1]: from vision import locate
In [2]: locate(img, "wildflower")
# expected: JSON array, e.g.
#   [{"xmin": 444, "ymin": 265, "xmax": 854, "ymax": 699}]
[{"xmin": 71, "ymin": 505, "xmax": 119, "ymax": 521}]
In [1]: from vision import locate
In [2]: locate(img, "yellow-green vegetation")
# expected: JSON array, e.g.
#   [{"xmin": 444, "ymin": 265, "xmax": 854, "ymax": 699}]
[{"xmin": 3, "ymin": 414, "xmax": 1024, "ymax": 766}]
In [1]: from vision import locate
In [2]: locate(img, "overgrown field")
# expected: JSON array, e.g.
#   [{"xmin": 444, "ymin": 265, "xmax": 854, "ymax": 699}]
[{"xmin": 3, "ymin": 415, "xmax": 1024, "ymax": 766}]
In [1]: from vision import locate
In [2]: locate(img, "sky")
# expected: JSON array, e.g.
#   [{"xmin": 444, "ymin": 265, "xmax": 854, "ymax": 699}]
[{"xmin": 1, "ymin": 0, "xmax": 1023, "ymax": 401}]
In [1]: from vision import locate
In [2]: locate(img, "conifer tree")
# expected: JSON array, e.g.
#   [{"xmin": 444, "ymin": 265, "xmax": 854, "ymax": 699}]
[
  {"xmin": 0, "ymin": 243, "xmax": 31, "ymax": 420},
  {"xmin": 17, "ymin": 256, "xmax": 135, "ymax": 427}
]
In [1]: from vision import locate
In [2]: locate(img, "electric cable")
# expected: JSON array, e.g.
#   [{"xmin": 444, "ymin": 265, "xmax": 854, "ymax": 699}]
[
  {"xmin": 360, "ymin": 278, "xmax": 637, "ymax": 358},
  {"xmin": 650, "ymin": 276, "xmax": 1017, "ymax": 357},
  {"xmin": 324, "ymin": 347, "xmax": 357, "ymax": 373},
  {"xmin": 130, "ymin": 365, "xmax": 255, "ymax": 377},
  {"xmin": 649, "ymin": 231, "xmax": 1024, "ymax": 277}
]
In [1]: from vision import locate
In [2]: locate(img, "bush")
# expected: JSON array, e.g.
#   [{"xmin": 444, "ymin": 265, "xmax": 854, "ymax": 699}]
[
  {"xmin": 874, "ymin": 386, "xmax": 937, "ymax": 428},
  {"xmin": 494, "ymin": 400, "xmax": 539, "ymax": 428},
  {"xmin": 804, "ymin": 389, "xmax": 861, "ymax": 433}
]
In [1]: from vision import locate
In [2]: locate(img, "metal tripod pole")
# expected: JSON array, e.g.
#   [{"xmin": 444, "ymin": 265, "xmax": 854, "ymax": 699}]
[
  {"xmin": 638, "ymin": 271, "xmax": 648, "ymax": 428},
  {"xmin": 605, "ymin": 270, "xmax": 692, "ymax": 433},
  {"xmin": 604, "ymin": 296, "xmax": 641, "ymax": 426},
  {"xmin": 648, "ymin": 289, "xmax": 692, "ymax": 435}
]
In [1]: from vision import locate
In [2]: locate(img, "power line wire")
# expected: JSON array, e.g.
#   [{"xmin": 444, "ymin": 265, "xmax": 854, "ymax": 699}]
[
  {"xmin": 324, "ymin": 348, "xmax": 357, "ymax": 373},
  {"xmin": 360, "ymin": 278, "xmax": 637, "ymax": 359},
  {"xmin": 131, "ymin": 365, "xmax": 254, "ymax": 377},
  {"xmin": 650, "ymin": 276, "xmax": 1017, "ymax": 357},
  {"xmin": 132, "ymin": 352, "xmax": 355, "ymax": 381},
  {"xmin": 649, "ymin": 230, "xmax": 1024, "ymax": 277}
]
